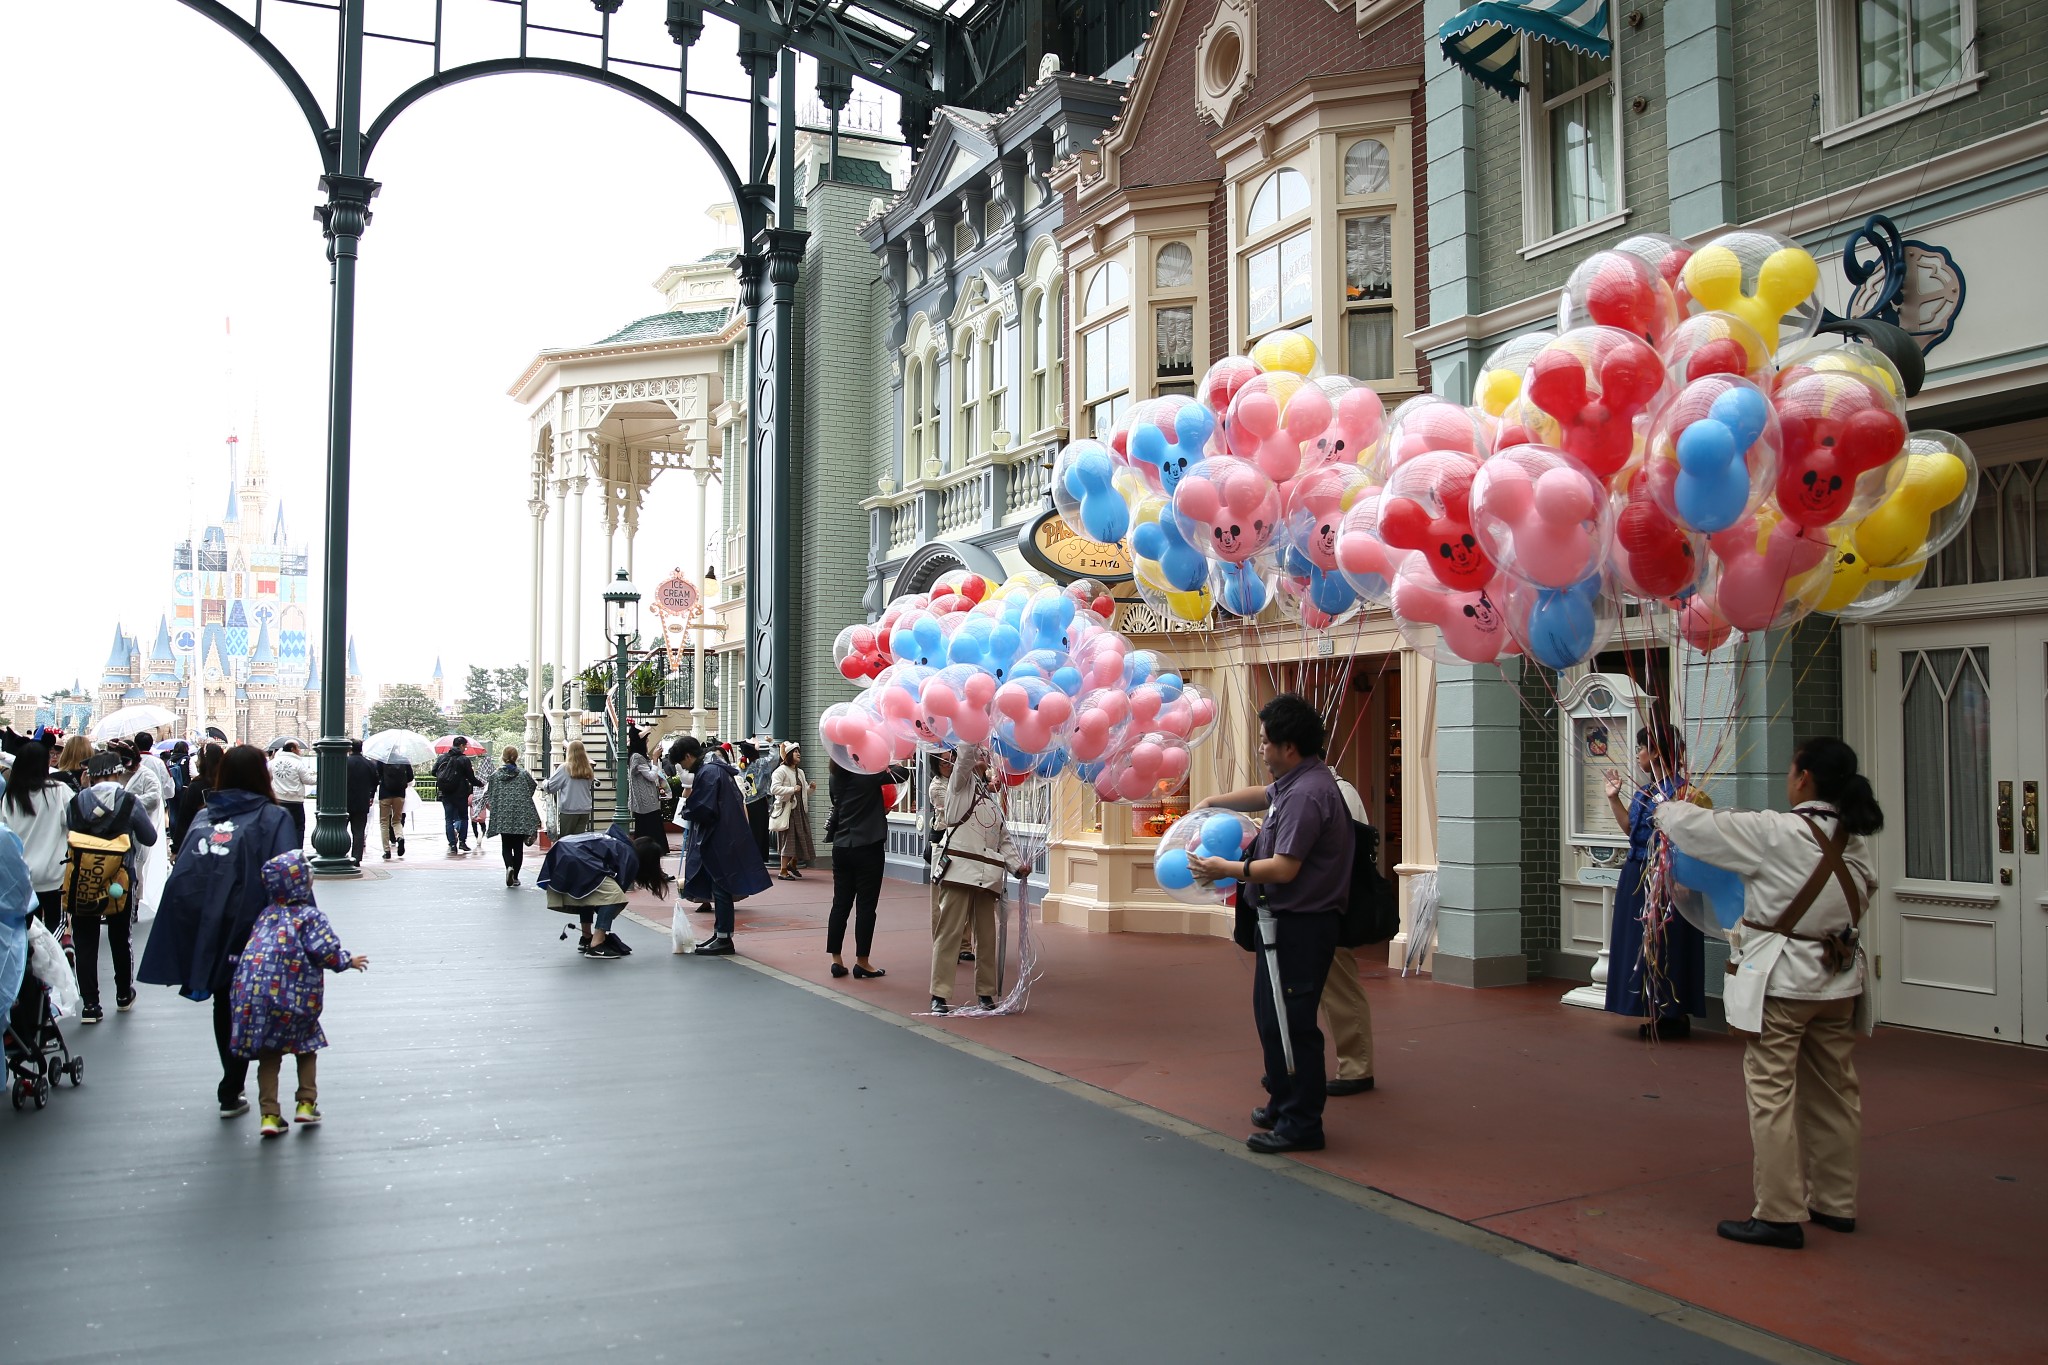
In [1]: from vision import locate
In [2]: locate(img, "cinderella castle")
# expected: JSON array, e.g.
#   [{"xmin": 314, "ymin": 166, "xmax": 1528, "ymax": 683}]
[{"xmin": 95, "ymin": 420, "xmax": 364, "ymax": 742}]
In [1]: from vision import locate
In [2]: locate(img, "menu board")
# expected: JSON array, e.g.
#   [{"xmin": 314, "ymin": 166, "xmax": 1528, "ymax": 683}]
[{"xmin": 1572, "ymin": 714, "xmax": 1628, "ymax": 845}]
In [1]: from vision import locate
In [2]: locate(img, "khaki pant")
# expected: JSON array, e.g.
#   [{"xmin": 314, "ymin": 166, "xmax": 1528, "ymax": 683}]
[
  {"xmin": 931, "ymin": 881, "xmax": 998, "ymax": 1002},
  {"xmin": 378, "ymin": 796, "xmax": 406, "ymax": 852},
  {"xmin": 257, "ymin": 1050, "xmax": 319, "ymax": 1116},
  {"xmin": 1321, "ymin": 946, "xmax": 1375, "ymax": 1081},
  {"xmin": 1744, "ymin": 994, "xmax": 1861, "ymax": 1223}
]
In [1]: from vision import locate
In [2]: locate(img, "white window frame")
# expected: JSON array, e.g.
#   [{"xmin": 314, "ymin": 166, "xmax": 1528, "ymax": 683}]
[
  {"xmin": 1338, "ymin": 135, "xmax": 1399, "ymax": 384},
  {"xmin": 1239, "ymin": 166, "xmax": 1314, "ymax": 348},
  {"xmin": 902, "ymin": 313, "xmax": 941, "ymax": 480},
  {"xmin": 1815, "ymin": 0, "xmax": 1983, "ymax": 149},
  {"xmin": 952, "ymin": 325, "xmax": 978, "ymax": 469},
  {"xmin": 1151, "ymin": 239, "xmax": 1200, "ymax": 398},
  {"xmin": 1517, "ymin": 9, "xmax": 1629, "ymax": 260},
  {"xmin": 980, "ymin": 320, "xmax": 1005, "ymax": 451},
  {"xmin": 1079, "ymin": 260, "xmax": 1133, "ymax": 439}
]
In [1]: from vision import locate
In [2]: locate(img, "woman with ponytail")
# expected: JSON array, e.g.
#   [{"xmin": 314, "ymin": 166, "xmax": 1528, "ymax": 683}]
[{"xmin": 1654, "ymin": 737, "xmax": 1881, "ymax": 1252}]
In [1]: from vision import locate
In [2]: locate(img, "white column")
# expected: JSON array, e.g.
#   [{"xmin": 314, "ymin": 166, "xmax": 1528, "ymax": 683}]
[
  {"xmin": 525, "ymin": 463, "xmax": 548, "ymax": 772},
  {"xmin": 548, "ymin": 450, "xmax": 568, "ymax": 766},
  {"xmin": 691, "ymin": 459, "xmax": 712, "ymax": 737},
  {"xmin": 568, "ymin": 463, "xmax": 588, "ymax": 687}
]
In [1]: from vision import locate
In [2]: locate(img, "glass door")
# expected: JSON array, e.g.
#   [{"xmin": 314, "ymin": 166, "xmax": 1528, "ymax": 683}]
[{"xmin": 1872, "ymin": 621, "xmax": 2024, "ymax": 1041}]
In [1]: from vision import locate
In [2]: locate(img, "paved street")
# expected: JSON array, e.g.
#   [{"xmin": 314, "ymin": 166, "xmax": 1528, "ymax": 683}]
[{"xmin": 2, "ymin": 860, "xmax": 1768, "ymax": 1365}]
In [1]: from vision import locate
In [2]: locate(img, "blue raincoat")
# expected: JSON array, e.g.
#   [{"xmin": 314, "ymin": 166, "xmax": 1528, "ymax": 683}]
[
  {"xmin": 0, "ymin": 828, "xmax": 32, "ymax": 1016},
  {"xmin": 138, "ymin": 789, "xmax": 301, "ymax": 1000},
  {"xmin": 681, "ymin": 757, "xmax": 772, "ymax": 903}
]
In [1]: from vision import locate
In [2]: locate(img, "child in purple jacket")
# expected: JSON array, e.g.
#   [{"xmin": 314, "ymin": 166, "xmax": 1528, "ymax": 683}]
[{"xmin": 228, "ymin": 851, "xmax": 368, "ymax": 1137}]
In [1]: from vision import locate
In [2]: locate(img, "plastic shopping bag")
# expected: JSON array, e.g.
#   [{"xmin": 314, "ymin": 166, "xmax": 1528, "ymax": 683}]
[
  {"xmin": 27, "ymin": 919, "xmax": 82, "ymax": 1019},
  {"xmin": 671, "ymin": 899, "xmax": 692, "ymax": 954}
]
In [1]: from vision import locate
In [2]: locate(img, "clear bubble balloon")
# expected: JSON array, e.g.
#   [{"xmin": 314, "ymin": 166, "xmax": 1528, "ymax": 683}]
[
  {"xmin": 1769, "ymin": 362, "xmax": 1908, "ymax": 530},
  {"xmin": 832, "ymin": 622, "xmax": 891, "ymax": 683},
  {"xmin": 1644, "ymin": 374, "xmax": 1780, "ymax": 535},
  {"xmin": 1210, "ymin": 550, "xmax": 1278, "ymax": 619},
  {"xmin": 1250, "ymin": 327, "xmax": 1318, "ymax": 376},
  {"xmin": 1302, "ymin": 375, "xmax": 1386, "ymax": 470},
  {"xmin": 1701, "ymin": 513, "xmax": 1833, "ymax": 633},
  {"xmin": 1173, "ymin": 457, "xmax": 1283, "ymax": 564},
  {"xmin": 1368, "ymin": 393, "xmax": 1487, "ymax": 483},
  {"xmin": 1680, "ymin": 230, "xmax": 1822, "ymax": 347},
  {"xmin": 1557, "ymin": 248, "xmax": 1680, "ymax": 346},
  {"xmin": 1503, "ymin": 570, "xmax": 1619, "ymax": 671},
  {"xmin": 1610, "ymin": 462, "xmax": 1703, "ymax": 602},
  {"xmin": 1122, "ymin": 394, "xmax": 1218, "ymax": 496},
  {"xmin": 1851, "ymin": 429, "xmax": 1978, "ymax": 569},
  {"xmin": 1225, "ymin": 372, "xmax": 1331, "ymax": 483},
  {"xmin": 819, "ymin": 697, "xmax": 896, "ymax": 774},
  {"xmin": 1282, "ymin": 461, "xmax": 1372, "ymax": 572},
  {"xmin": 1373, "ymin": 451, "xmax": 1494, "ymax": 592},
  {"xmin": 1152, "ymin": 810, "xmax": 1257, "ymax": 906},
  {"xmin": 1333, "ymin": 491, "xmax": 1402, "ymax": 609},
  {"xmin": 1096, "ymin": 730, "xmax": 1193, "ymax": 805},
  {"xmin": 1473, "ymin": 331, "xmax": 1556, "ymax": 423},
  {"xmin": 1660, "ymin": 310, "xmax": 1773, "ymax": 388},
  {"xmin": 1052, "ymin": 438, "xmax": 1132, "ymax": 544},
  {"xmin": 1508, "ymin": 326, "xmax": 1669, "ymax": 483},
  {"xmin": 1613, "ymin": 232, "xmax": 1696, "ymax": 313},
  {"xmin": 1470, "ymin": 444, "xmax": 1613, "ymax": 589},
  {"xmin": 1390, "ymin": 560, "xmax": 1512, "ymax": 665},
  {"xmin": 1199, "ymin": 354, "xmax": 1262, "ymax": 420}
]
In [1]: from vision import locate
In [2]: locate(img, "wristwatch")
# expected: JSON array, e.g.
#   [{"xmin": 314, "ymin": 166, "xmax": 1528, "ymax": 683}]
[{"xmin": 1242, "ymin": 858, "xmax": 1253, "ymax": 881}]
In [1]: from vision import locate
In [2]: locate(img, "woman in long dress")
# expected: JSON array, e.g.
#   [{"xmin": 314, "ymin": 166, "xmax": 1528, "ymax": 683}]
[
  {"xmin": 1602, "ymin": 723, "xmax": 1705, "ymax": 1038},
  {"xmin": 770, "ymin": 744, "xmax": 814, "ymax": 880}
]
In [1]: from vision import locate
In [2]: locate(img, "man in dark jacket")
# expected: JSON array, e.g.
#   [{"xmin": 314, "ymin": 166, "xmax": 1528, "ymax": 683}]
[
  {"xmin": 377, "ymin": 755, "xmax": 413, "ymax": 860},
  {"xmin": 344, "ymin": 738, "xmax": 381, "ymax": 867},
  {"xmin": 674, "ymin": 736, "xmax": 773, "ymax": 955},
  {"xmin": 432, "ymin": 738, "xmax": 481, "ymax": 855}
]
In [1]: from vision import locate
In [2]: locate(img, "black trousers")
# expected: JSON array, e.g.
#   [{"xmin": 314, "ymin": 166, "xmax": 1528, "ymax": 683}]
[
  {"xmin": 747, "ymin": 798, "xmax": 771, "ymax": 861},
  {"xmin": 34, "ymin": 888, "xmax": 61, "ymax": 930},
  {"xmin": 826, "ymin": 840, "xmax": 887, "ymax": 957},
  {"xmin": 348, "ymin": 809, "xmax": 371, "ymax": 864},
  {"xmin": 501, "ymin": 834, "xmax": 525, "ymax": 873},
  {"xmin": 632, "ymin": 810, "xmax": 667, "ymax": 850},
  {"xmin": 214, "ymin": 990, "xmax": 250, "ymax": 1106},
  {"xmin": 1253, "ymin": 909, "xmax": 1341, "ymax": 1142},
  {"xmin": 72, "ymin": 910, "xmax": 133, "ymax": 1009},
  {"xmin": 281, "ymin": 800, "xmax": 306, "ymax": 846}
]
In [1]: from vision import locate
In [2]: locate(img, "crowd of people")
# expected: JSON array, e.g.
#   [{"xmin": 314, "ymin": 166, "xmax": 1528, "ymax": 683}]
[{"xmin": 0, "ymin": 696, "xmax": 1884, "ymax": 1250}]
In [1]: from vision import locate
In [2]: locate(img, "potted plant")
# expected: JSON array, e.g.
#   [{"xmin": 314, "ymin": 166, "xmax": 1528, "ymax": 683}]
[
  {"xmin": 581, "ymin": 667, "xmax": 607, "ymax": 712},
  {"xmin": 630, "ymin": 661, "xmax": 662, "ymax": 713}
]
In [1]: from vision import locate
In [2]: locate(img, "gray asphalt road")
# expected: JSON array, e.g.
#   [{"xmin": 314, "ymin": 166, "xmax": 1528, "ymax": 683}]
[{"xmin": 0, "ymin": 867, "xmax": 1764, "ymax": 1364}]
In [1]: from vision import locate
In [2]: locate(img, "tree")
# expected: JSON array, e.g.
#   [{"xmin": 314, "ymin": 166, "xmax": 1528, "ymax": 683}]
[
  {"xmin": 462, "ymin": 666, "xmax": 498, "ymax": 716},
  {"xmin": 492, "ymin": 666, "xmax": 527, "ymax": 707},
  {"xmin": 366, "ymin": 684, "xmax": 442, "ymax": 736}
]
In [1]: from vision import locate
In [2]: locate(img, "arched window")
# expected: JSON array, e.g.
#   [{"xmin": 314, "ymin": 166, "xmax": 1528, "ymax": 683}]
[
  {"xmin": 982, "ymin": 324, "xmax": 1005, "ymax": 446},
  {"xmin": 1154, "ymin": 242, "xmax": 1195, "ymax": 290},
  {"xmin": 1084, "ymin": 261, "xmax": 1129, "ymax": 315},
  {"xmin": 1343, "ymin": 139, "xmax": 1390, "ymax": 195},
  {"xmin": 905, "ymin": 359, "xmax": 926, "ymax": 473},
  {"xmin": 1044, "ymin": 278, "xmax": 1064, "ymax": 431},
  {"xmin": 954, "ymin": 330, "xmax": 978, "ymax": 466},
  {"xmin": 1246, "ymin": 167, "xmax": 1309, "ymax": 233}
]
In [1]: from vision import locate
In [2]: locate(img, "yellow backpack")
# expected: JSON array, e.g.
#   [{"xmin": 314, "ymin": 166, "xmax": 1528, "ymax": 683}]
[{"xmin": 63, "ymin": 827, "xmax": 134, "ymax": 917}]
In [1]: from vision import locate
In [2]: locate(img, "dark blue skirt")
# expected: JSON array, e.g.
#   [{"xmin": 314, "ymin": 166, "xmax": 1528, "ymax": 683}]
[{"xmin": 1604, "ymin": 854, "xmax": 1707, "ymax": 1020}]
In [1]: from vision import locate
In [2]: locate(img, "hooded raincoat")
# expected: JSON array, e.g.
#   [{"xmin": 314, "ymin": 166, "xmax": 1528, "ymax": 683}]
[
  {"xmin": 138, "ymin": 788, "xmax": 301, "ymax": 1001},
  {"xmin": 681, "ymin": 756, "xmax": 772, "ymax": 903},
  {"xmin": 228, "ymin": 852, "xmax": 353, "ymax": 1057}
]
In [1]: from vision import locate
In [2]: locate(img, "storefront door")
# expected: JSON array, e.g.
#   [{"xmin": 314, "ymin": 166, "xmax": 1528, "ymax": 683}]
[{"xmin": 1872, "ymin": 616, "xmax": 2048, "ymax": 1045}]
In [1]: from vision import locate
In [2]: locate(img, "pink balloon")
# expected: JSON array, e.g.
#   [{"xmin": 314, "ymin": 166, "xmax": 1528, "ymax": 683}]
[
  {"xmin": 962, "ymin": 672, "xmax": 997, "ymax": 708},
  {"xmin": 1127, "ymin": 741, "xmax": 1164, "ymax": 778},
  {"xmin": 1128, "ymin": 685, "xmax": 1163, "ymax": 730},
  {"xmin": 1158, "ymin": 746, "xmax": 1190, "ymax": 782},
  {"xmin": 1533, "ymin": 466, "xmax": 1595, "ymax": 523},
  {"xmin": 1175, "ymin": 478, "xmax": 1221, "ymax": 524},
  {"xmin": 1039, "ymin": 693, "xmax": 1073, "ymax": 726}
]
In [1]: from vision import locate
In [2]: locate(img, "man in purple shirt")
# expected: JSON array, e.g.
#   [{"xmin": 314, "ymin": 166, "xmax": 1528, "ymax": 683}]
[{"xmin": 1193, "ymin": 693, "xmax": 1353, "ymax": 1152}]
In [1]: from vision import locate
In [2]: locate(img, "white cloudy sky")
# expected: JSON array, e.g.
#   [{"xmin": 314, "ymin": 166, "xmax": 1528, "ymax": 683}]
[{"xmin": 0, "ymin": 0, "xmax": 801, "ymax": 699}]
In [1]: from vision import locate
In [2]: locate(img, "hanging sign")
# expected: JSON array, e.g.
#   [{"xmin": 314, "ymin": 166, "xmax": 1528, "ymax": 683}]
[
  {"xmin": 1017, "ymin": 508, "xmax": 1133, "ymax": 584},
  {"xmin": 649, "ymin": 568, "xmax": 701, "ymax": 621}
]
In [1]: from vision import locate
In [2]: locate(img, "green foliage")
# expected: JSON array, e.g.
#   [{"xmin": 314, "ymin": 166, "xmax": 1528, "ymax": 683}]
[
  {"xmin": 463, "ymin": 665, "xmax": 499, "ymax": 715},
  {"xmin": 366, "ymin": 684, "xmax": 442, "ymax": 737}
]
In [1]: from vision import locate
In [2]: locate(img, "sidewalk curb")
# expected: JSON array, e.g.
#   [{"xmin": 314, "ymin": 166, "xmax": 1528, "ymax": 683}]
[{"xmin": 700, "ymin": 941, "xmax": 1847, "ymax": 1365}]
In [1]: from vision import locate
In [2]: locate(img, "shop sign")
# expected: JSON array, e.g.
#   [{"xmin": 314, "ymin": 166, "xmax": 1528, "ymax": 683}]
[
  {"xmin": 1559, "ymin": 673, "xmax": 1655, "ymax": 848},
  {"xmin": 649, "ymin": 568, "xmax": 701, "ymax": 620},
  {"xmin": 1018, "ymin": 508, "xmax": 1133, "ymax": 584}
]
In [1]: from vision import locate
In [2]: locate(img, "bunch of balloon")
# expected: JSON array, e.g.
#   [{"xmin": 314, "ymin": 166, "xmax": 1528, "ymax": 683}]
[{"xmin": 819, "ymin": 568, "xmax": 1219, "ymax": 810}]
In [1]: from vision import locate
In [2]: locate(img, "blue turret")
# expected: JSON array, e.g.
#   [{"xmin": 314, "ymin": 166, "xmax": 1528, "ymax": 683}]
[
  {"xmin": 304, "ymin": 647, "xmax": 320, "ymax": 694},
  {"xmin": 250, "ymin": 620, "xmax": 276, "ymax": 667},
  {"xmin": 101, "ymin": 622, "xmax": 131, "ymax": 684},
  {"xmin": 147, "ymin": 617, "xmax": 178, "ymax": 682},
  {"xmin": 347, "ymin": 636, "xmax": 362, "ymax": 678}
]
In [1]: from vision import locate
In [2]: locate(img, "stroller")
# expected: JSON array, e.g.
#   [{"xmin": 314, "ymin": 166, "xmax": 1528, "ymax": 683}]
[{"xmin": 4, "ymin": 920, "xmax": 84, "ymax": 1110}]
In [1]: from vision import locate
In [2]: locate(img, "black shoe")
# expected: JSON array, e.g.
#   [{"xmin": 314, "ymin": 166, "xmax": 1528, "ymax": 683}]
[
  {"xmin": 929, "ymin": 996, "xmax": 950, "ymax": 1014},
  {"xmin": 853, "ymin": 964, "xmax": 886, "ymax": 979},
  {"xmin": 1639, "ymin": 1015, "xmax": 1693, "ymax": 1040},
  {"xmin": 1326, "ymin": 1077, "xmax": 1375, "ymax": 1096},
  {"xmin": 81, "ymin": 1004, "xmax": 104, "ymax": 1025},
  {"xmin": 382, "ymin": 850, "xmax": 391, "ymax": 861},
  {"xmin": 585, "ymin": 939, "xmax": 624, "ymax": 960},
  {"xmin": 116, "ymin": 990, "xmax": 136, "ymax": 1013},
  {"xmin": 1808, "ymin": 1209, "xmax": 1856, "ymax": 1233},
  {"xmin": 1246, "ymin": 1130, "xmax": 1324, "ymax": 1154},
  {"xmin": 459, "ymin": 844, "xmax": 471, "ymax": 853},
  {"xmin": 978, "ymin": 995, "xmax": 996, "ymax": 1009},
  {"xmin": 830, "ymin": 962, "xmax": 850, "ymax": 978},
  {"xmin": 608, "ymin": 934, "xmax": 631, "ymax": 957},
  {"xmin": 958, "ymin": 949, "xmax": 975, "ymax": 963},
  {"xmin": 396, "ymin": 836, "xmax": 405, "ymax": 856},
  {"xmin": 1250, "ymin": 1105, "xmax": 1277, "ymax": 1131},
  {"xmin": 1716, "ymin": 1218, "xmax": 1804, "ymax": 1249},
  {"xmin": 506, "ymin": 870, "xmax": 518, "ymax": 887},
  {"xmin": 693, "ymin": 935, "xmax": 735, "ymax": 956}
]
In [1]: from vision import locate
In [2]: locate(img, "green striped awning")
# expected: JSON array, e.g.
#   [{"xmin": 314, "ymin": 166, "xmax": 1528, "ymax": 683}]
[{"xmin": 1437, "ymin": 0, "xmax": 1612, "ymax": 100}]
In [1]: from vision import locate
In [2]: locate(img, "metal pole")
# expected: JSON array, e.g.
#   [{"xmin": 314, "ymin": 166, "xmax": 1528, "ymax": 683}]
[
  {"xmin": 309, "ymin": 0, "xmax": 379, "ymax": 875},
  {"xmin": 613, "ymin": 627, "xmax": 631, "ymax": 825}
]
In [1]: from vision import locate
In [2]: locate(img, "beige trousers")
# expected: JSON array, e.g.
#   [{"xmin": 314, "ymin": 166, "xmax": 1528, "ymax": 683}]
[
  {"xmin": 1744, "ymin": 994, "xmax": 1861, "ymax": 1223},
  {"xmin": 378, "ymin": 796, "xmax": 406, "ymax": 852},
  {"xmin": 1321, "ymin": 946, "xmax": 1375, "ymax": 1080},
  {"xmin": 931, "ymin": 881, "xmax": 998, "ymax": 1001},
  {"xmin": 257, "ymin": 1051, "xmax": 318, "ymax": 1116}
]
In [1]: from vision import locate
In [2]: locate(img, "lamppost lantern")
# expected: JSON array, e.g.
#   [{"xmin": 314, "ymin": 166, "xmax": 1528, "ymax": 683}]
[
  {"xmin": 703, "ymin": 565, "xmax": 718, "ymax": 596},
  {"xmin": 605, "ymin": 570, "xmax": 641, "ymax": 642}
]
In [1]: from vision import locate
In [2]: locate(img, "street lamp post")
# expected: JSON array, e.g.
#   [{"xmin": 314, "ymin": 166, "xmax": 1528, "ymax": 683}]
[
  {"xmin": 694, "ymin": 565, "xmax": 719, "ymax": 737},
  {"xmin": 603, "ymin": 570, "xmax": 640, "ymax": 825}
]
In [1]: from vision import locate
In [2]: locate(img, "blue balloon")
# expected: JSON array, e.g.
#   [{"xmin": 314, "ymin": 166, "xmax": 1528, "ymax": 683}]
[
  {"xmin": 1155, "ymin": 848, "xmax": 1195, "ymax": 891},
  {"xmin": 1155, "ymin": 672, "xmax": 1185, "ymax": 702},
  {"xmin": 1670, "ymin": 847, "xmax": 1746, "ymax": 929},
  {"xmin": 1523, "ymin": 574, "xmax": 1603, "ymax": 669},
  {"xmin": 1674, "ymin": 418, "xmax": 1751, "ymax": 533},
  {"xmin": 1199, "ymin": 812, "xmax": 1246, "ymax": 858},
  {"xmin": 1176, "ymin": 401, "xmax": 1216, "ymax": 454},
  {"xmin": 1051, "ymin": 665, "xmax": 1083, "ymax": 696},
  {"xmin": 1214, "ymin": 560, "xmax": 1270, "ymax": 617},
  {"xmin": 1306, "ymin": 565, "xmax": 1357, "ymax": 616},
  {"xmin": 1709, "ymin": 384, "xmax": 1769, "ymax": 451},
  {"xmin": 1132, "ymin": 522, "xmax": 1169, "ymax": 562}
]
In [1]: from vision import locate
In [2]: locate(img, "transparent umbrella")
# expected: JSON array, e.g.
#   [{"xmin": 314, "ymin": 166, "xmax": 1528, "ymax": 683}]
[
  {"xmin": 266, "ymin": 736, "xmax": 306, "ymax": 754},
  {"xmin": 364, "ymin": 730, "xmax": 435, "ymax": 765},
  {"xmin": 88, "ymin": 704, "xmax": 179, "ymax": 744}
]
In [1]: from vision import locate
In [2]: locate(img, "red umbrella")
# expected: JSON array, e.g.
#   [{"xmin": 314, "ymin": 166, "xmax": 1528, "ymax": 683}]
[{"xmin": 432, "ymin": 735, "xmax": 479, "ymax": 756}]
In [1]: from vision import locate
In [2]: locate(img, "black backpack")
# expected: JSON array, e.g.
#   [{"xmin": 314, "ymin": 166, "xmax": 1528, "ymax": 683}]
[{"xmin": 1338, "ymin": 820, "xmax": 1399, "ymax": 948}]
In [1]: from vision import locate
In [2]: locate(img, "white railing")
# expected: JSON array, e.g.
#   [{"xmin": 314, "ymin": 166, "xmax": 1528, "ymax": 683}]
[
  {"xmin": 1004, "ymin": 458, "xmax": 1049, "ymax": 522},
  {"xmin": 889, "ymin": 502, "xmax": 919, "ymax": 555},
  {"xmin": 937, "ymin": 476, "xmax": 983, "ymax": 536}
]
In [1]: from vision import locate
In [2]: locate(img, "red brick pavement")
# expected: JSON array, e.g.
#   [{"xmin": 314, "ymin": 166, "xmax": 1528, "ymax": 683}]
[{"xmin": 447, "ymin": 849, "xmax": 2047, "ymax": 1365}]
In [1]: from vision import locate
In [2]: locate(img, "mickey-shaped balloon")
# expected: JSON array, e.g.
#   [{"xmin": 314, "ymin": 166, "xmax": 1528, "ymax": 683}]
[
  {"xmin": 1376, "ymin": 452, "xmax": 1495, "ymax": 592},
  {"xmin": 832, "ymin": 622, "xmax": 891, "ymax": 682},
  {"xmin": 1282, "ymin": 461, "xmax": 1370, "ymax": 573},
  {"xmin": 1771, "ymin": 368, "xmax": 1907, "ymax": 529},
  {"xmin": 1650, "ymin": 375, "xmax": 1776, "ymax": 535},
  {"xmin": 1172, "ymin": 457, "xmax": 1282, "ymax": 564},
  {"xmin": 1506, "ymin": 572, "xmax": 1613, "ymax": 670},
  {"xmin": 1226, "ymin": 373, "xmax": 1333, "ymax": 483},
  {"xmin": 1850, "ymin": 432, "xmax": 1976, "ymax": 568},
  {"xmin": 1053, "ymin": 438, "xmax": 1131, "ymax": 544},
  {"xmin": 1705, "ymin": 511, "xmax": 1832, "ymax": 633},
  {"xmin": 1129, "ymin": 494, "xmax": 1211, "ymax": 592},
  {"xmin": 1557, "ymin": 249, "xmax": 1677, "ymax": 345},
  {"xmin": 1520, "ymin": 327, "xmax": 1666, "ymax": 481},
  {"xmin": 1612, "ymin": 464, "xmax": 1699, "ymax": 600},
  {"xmin": 1470, "ymin": 444, "xmax": 1610, "ymax": 589},
  {"xmin": 1681, "ymin": 231, "xmax": 1821, "ymax": 346},
  {"xmin": 1210, "ymin": 554, "xmax": 1275, "ymax": 618},
  {"xmin": 1391, "ymin": 560, "xmax": 1511, "ymax": 665},
  {"xmin": 993, "ymin": 676, "xmax": 1076, "ymax": 757},
  {"xmin": 1125, "ymin": 397, "xmax": 1218, "ymax": 496},
  {"xmin": 1301, "ymin": 377, "xmax": 1386, "ymax": 469}
]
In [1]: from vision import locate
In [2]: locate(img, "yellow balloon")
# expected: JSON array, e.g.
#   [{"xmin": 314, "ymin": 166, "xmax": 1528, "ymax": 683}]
[
  {"xmin": 1165, "ymin": 587, "xmax": 1215, "ymax": 622},
  {"xmin": 1684, "ymin": 244, "xmax": 1818, "ymax": 341},
  {"xmin": 1251, "ymin": 328, "xmax": 1317, "ymax": 376},
  {"xmin": 1818, "ymin": 530, "xmax": 1923, "ymax": 613},
  {"xmin": 1474, "ymin": 368, "xmax": 1522, "ymax": 418},
  {"xmin": 1853, "ymin": 449, "xmax": 1969, "ymax": 568}
]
